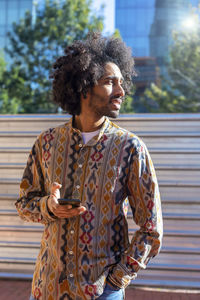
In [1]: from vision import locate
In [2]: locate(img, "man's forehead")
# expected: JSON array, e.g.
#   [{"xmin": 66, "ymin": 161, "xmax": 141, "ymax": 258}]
[{"xmin": 102, "ymin": 62, "xmax": 123, "ymax": 79}]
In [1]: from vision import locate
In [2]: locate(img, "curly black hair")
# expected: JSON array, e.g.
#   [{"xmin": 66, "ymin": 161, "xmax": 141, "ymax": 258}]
[{"xmin": 51, "ymin": 32, "xmax": 136, "ymax": 115}]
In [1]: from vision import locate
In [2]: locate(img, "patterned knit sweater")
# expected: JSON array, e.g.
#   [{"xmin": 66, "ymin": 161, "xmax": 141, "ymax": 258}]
[{"xmin": 16, "ymin": 117, "xmax": 163, "ymax": 300}]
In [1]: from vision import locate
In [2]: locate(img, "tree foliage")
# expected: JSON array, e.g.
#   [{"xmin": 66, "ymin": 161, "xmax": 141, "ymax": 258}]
[
  {"xmin": 0, "ymin": 54, "xmax": 20, "ymax": 114},
  {"xmin": 0, "ymin": 0, "xmax": 103, "ymax": 113},
  {"xmin": 141, "ymin": 83, "xmax": 189, "ymax": 113},
  {"xmin": 142, "ymin": 7, "xmax": 200, "ymax": 113},
  {"xmin": 120, "ymin": 87, "xmax": 136, "ymax": 114}
]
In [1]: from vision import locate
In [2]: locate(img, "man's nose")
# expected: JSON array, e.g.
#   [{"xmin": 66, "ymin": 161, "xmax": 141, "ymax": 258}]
[{"xmin": 115, "ymin": 83, "xmax": 125, "ymax": 97}]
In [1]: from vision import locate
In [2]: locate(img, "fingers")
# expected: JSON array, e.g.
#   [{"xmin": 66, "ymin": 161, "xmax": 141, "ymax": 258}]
[
  {"xmin": 51, "ymin": 205, "xmax": 86, "ymax": 219},
  {"xmin": 52, "ymin": 182, "xmax": 62, "ymax": 188},
  {"xmin": 48, "ymin": 183, "xmax": 61, "ymax": 213},
  {"xmin": 48, "ymin": 182, "xmax": 87, "ymax": 219},
  {"xmin": 51, "ymin": 182, "xmax": 62, "ymax": 194},
  {"xmin": 50, "ymin": 182, "xmax": 62, "ymax": 203}
]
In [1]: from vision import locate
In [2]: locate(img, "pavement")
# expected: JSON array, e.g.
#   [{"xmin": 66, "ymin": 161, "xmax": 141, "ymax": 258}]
[{"xmin": 0, "ymin": 279, "xmax": 200, "ymax": 300}]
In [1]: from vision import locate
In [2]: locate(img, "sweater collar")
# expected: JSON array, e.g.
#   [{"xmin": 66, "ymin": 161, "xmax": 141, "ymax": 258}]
[{"xmin": 67, "ymin": 116, "xmax": 111, "ymax": 146}]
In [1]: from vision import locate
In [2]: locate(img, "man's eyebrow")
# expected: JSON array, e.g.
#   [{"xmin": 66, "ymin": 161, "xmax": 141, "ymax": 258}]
[{"xmin": 103, "ymin": 75, "xmax": 124, "ymax": 81}]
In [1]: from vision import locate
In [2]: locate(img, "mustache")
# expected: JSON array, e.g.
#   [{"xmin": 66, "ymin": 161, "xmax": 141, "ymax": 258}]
[{"xmin": 110, "ymin": 95, "xmax": 125, "ymax": 102}]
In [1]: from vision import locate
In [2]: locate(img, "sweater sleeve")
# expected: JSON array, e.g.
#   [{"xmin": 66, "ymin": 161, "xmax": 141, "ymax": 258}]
[
  {"xmin": 15, "ymin": 135, "xmax": 56, "ymax": 224},
  {"xmin": 107, "ymin": 140, "xmax": 163, "ymax": 289}
]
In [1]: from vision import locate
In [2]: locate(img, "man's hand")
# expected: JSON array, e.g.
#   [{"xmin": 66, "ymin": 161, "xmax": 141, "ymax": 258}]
[{"xmin": 47, "ymin": 182, "xmax": 86, "ymax": 218}]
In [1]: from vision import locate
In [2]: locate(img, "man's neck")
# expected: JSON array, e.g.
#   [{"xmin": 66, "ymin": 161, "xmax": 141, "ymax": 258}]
[{"xmin": 74, "ymin": 115, "xmax": 105, "ymax": 132}]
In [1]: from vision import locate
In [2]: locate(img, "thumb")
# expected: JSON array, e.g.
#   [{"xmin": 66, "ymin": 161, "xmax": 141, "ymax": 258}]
[{"xmin": 51, "ymin": 182, "xmax": 62, "ymax": 194}]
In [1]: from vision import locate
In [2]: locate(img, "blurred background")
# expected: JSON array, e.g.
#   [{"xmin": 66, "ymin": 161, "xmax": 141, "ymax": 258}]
[{"xmin": 0, "ymin": 0, "xmax": 200, "ymax": 114}]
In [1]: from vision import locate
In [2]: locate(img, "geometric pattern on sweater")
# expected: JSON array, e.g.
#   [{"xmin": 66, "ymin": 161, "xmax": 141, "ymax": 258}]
[{"xmin": 16, "ymin": 117, "xmax": 163, "ymax": 300}]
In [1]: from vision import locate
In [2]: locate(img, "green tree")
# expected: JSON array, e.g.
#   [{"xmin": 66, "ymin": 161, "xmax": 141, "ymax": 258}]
[
  {"xmin": 0, "ymin": 53, "xmax": 32, "ymax": 113},
  {"xmin": 141, "ymin": 83, "xmax": 189, "ymax": 113},
  {"xmin": 120, "ymin": 87, "xmax": 136, "ymax": 114},
  {"xmin": 112, "ymin": 29, "xmax": 136, "ymax": 114},
  {"xmin": 0, "ymin": 0, "xmax": 103, "ymax": 113},
  {"xmin": 120, "ymin": 95, "xmax": 134, "ymax": 114},
  {"xmin": 142, "ymin": 7, "xmax": 200, "ymax": 113},
  {"xmin": 0, "ymin": 54, "xmax": 20, "ymax": 114}
]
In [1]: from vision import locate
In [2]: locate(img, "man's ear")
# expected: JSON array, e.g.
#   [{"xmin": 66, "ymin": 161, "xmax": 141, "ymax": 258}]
[
  {"xmin": 81, "ymin": 89, "xmax": 91, "ymax": 101},
  {"xmin": 80, "ymin": 93, "xmax": 88, "ymax": 101},
  {"xmin": 82, "ymin": 91, "xmax": 87, "ymax": 99}
]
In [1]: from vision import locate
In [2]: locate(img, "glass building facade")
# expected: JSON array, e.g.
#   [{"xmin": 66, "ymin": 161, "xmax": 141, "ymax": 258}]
[
  {"xmin": 115, "ymin": 0, "xmax": 155, "ymax": 57},
  {"xmin": 149, "ymin": 0, "xmax": 199, "ymax": 68},
  {"xmin": 115, "ymin": 0, "xmax": 199, "ymax": 58},
  {"xmin": 0, "ymin": 0, "xmax": 33, "ymax": 52},
  {"xmin": 115, "ymin": 0, "xmax": 199, "ymax": 110}
]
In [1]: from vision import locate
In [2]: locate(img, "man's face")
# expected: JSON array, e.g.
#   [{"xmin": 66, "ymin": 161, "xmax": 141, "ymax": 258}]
[{"xmin": 86, "ymin": 62, "xmax": 125, "ymax": 119}]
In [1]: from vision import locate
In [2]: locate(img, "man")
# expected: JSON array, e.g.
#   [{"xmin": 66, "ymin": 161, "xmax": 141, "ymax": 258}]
[{"xmin": 16, "ymin": 32, "xmax": 163, "ymax": 300}]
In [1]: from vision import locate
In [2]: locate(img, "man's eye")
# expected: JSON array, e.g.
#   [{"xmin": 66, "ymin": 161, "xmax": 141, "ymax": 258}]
[{"xmin": 105, "ymin": 80, "xmax": 113, "ymax": 85}]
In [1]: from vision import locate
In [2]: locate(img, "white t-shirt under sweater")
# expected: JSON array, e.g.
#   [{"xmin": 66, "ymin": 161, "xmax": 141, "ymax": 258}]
[{"xmin": 82, "ymin": 130, "xmax": 100, "ymax": 144}]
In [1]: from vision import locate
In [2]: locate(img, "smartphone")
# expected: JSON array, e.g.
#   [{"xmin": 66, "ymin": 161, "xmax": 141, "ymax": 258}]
[{"xmin": 58, "ymin": 198, "xmax": 81, "ymax": 208}]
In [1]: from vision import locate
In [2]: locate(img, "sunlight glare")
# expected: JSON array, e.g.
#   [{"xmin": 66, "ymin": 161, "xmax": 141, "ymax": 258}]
[{"xmin": 182, "ymin": 16, "xmax": 197, "ymax": 29}]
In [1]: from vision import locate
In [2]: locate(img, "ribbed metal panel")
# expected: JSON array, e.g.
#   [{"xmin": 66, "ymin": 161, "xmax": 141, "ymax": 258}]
[{"xmin": 0, "ymin": 114, "xmax": 199, "ymax": 289}]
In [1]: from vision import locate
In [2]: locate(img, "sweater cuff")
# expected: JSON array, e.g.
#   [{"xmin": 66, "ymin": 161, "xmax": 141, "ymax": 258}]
[{"xmin": 107, "ymin": 262, "xmax": 137, "ymax": 289}]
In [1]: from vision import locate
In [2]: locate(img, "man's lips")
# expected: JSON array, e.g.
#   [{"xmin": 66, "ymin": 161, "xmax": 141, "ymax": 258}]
[
  {"xmin": 111, "ymin": 98, "xmax": 122, "ymax": 104},
  {"xmin": 110, "ymin": 98, "xmax": 122, "ymax": 110}
]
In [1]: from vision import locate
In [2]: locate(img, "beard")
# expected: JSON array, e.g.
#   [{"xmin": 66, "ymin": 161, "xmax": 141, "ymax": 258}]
[
  {"xmin": 105, "ymin": 110, "xmax": 119, "ymax": 118},
  {"xmin": 88, "ymin": 92, "xmax": 120, "ymax": 119}
]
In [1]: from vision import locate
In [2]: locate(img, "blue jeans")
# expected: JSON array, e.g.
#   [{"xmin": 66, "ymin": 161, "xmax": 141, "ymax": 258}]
[
  {"xmin": 98, "ymin": 284, "xmax": 124, "ymax": 299},
  {"xmin": 30, "ymin": 284, "xmax": 124, "ymax": 300}
]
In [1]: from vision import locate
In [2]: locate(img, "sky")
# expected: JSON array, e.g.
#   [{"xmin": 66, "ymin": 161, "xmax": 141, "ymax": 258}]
[{"xmin": 91, "ymin": 0, "xmax": 115, "ymax": 34}]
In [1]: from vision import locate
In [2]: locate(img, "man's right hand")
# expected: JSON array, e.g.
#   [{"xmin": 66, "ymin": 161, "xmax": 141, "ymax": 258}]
[{"xmin": 47, "ymin": 182, "xmax": 86, "ymax": 218}]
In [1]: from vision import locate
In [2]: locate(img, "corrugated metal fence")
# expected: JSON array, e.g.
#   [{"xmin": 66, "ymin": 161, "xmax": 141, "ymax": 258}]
[{"xmin": 0, "ymin": 114, "xmax": 199, "ymax": 289}]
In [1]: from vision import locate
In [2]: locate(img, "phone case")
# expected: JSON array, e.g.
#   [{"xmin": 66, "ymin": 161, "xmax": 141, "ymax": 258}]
[{"xmin": 58, "ymin": 198, "xmax": 81, "ymax": 207}]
